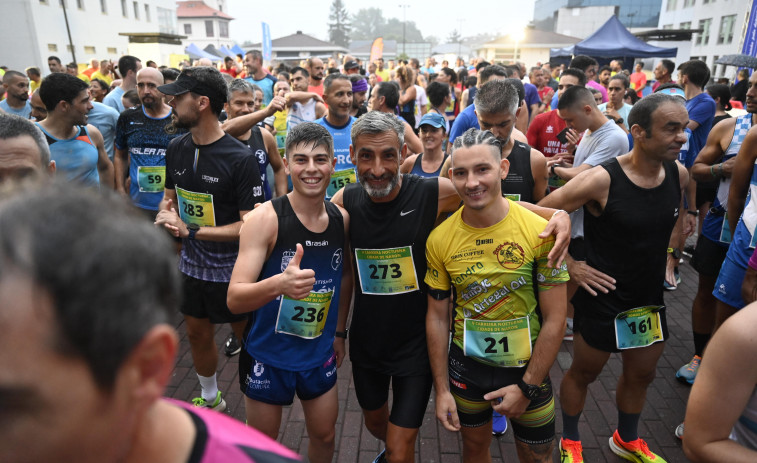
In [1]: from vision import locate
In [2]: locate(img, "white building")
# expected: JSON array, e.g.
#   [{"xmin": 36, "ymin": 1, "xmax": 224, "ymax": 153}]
[
  {"xmin": 1, "ymin": 0, "xmax": 178, "ymax": 73},
  {"xmin": 656, "ymin": 0, "xmax": 750, "ymax": 79},
  {"xmin": 176, "ymin": 0, "xmax": 234, "ymax": 50},
  {"xmin": 554, "ymin": 6, "xmax": 620, "ymax": 39},
  {"xmin": 476, "ymin": 28, "xmax": 582, "ymax": 66}
]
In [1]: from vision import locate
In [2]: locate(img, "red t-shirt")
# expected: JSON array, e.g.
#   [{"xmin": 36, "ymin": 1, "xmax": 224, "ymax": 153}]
[
  {"xmin": 220, "ymin": 67, "xmax": 238, "ymax": 78},
  {"xmin": 308, "ymin": 84, "xmax": 324, "ymax": 99},
  {"xmin": 526, "ymin": 110, "xmax": 569, "ymax": 158}
]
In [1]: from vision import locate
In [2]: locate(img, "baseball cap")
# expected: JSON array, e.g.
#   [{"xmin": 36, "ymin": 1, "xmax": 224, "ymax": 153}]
[
  {"xmin": 344, "ymin": 60, "xmax": 359, "ymax": 71},
  {"xmin": 157, "ymin": 72, "xmax": 227, "ymax": 103},
  {"xmin": 418, "ymin": 113, "xmax": 446, "ymax": 130},
  {"xmin": 654, "ymin": 84, "xmax": 686, "ymax": 101}
]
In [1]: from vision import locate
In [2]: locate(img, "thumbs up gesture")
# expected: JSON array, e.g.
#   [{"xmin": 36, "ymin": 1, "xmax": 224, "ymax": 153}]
[{"xmin": 281, "ymin": 243, "xmax": 316, "ymax": 300}]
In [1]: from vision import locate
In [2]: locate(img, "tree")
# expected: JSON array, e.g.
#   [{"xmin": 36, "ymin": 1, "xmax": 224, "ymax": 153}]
[
  {"xmin": 351, "ymin": 8, "xmax": 386, "ymax": 41},
  {"xmin": 447, "ymin": 29, "xmax": 462, "ymax": 44},
  {"xmin": 328, "ymin": 0, "xmax": 351, "ymax": 48}
]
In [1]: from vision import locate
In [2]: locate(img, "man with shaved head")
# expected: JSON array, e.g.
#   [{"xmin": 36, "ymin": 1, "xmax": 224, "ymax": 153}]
[
  {"xmin": 114, "ymin": 67, "xmax": 186, "ymax": 218},
  {"xmin": 0, "ymin": 71, "xmax": 32, "ymax": 119}
]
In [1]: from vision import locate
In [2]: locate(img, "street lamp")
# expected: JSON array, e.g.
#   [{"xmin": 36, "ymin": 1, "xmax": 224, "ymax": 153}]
[{"xmin": 399, "ymin": 4, "xmax": 409, "ymax": 57}]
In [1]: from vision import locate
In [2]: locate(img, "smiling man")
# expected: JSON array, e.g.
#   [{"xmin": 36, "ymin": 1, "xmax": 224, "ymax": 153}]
[
  {"xmin": 540, "ymin": 93, "xmax": 689, "ymax": 463},
  {"xmin": 315, "ymin": 73, "xmax": 356, "ymax": 199}
]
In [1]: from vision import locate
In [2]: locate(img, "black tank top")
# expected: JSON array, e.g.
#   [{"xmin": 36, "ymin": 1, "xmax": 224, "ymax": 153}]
[
  {"xmin": 343, "ymin": 174, "xmax": 439, "ymax": 375},
  {"xmin": 501, "ymin": 140, "xmax": 535, "ymax": 203},
  {"xmin": 573, "ymin": 158, "xmax": 680, "ymax": 316}
]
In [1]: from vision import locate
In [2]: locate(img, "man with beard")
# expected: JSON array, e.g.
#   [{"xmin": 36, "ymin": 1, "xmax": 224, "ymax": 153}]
[
  {"xmin": 330, "ymin": 112, "xmax": 571, "ymax": 463},
  {"xmin": 0, "ymin": 71, "xmax": 32, "ymax": 119},
  {"xmin": 47, "ymin": 55, "xmax": 64, "ymax": 74},
  {"xmin": 307, "ymin": 57, "xmax": 326, "ymax": 99},
  {"xmin": 114, "ymin": 67, "xmax": 187, "ymax": 219},
  {"xmin": 244, "ymin": 50, "xmax": 277, "ymax": 107},
  {"xmin": 349, "ymin": 75, "xmax": 369, "ymax": 118},
  {"xmin": 155, "ymin": 66, "xmax": 265, "ymax": 412},
  {"xmin": 653, "ymin": 59, "xmax": 676, "ymax": 92},
  {"xmin": 36, "ymin": 73, "xmax": 114, "ymax": 188},
  {"xmin": 315, "ymin": 73, "xmax": 355, "ymax": 199},
  {"xmin": 368, "ymin": 81, "xmax": 423, "ymax": 155}
]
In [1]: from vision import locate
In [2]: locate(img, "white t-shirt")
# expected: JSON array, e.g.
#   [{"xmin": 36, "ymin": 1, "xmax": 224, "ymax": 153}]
[{"xmin": 414, "ymin": 85, "xmax": 428, "ymax": 128}]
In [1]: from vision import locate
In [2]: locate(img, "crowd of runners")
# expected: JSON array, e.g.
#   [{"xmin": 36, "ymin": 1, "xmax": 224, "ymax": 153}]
[{"xmin": 0, "ymin": 47, "xmax": 756, "ymax": 463}]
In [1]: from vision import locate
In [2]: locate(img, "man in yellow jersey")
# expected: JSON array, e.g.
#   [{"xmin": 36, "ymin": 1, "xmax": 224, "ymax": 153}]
[{"xmin": 426, "ymin": 128, "xmax": 568, "ymax": 462}]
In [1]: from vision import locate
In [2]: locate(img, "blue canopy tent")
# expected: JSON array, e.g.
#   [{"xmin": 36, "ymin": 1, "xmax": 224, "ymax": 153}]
[
  {"xmin": 230, "ymin": 44, "xmax": 245, "ymax": 56},
  {"xmin": 185, "ymin": 43, "xmax": 223, "ymax": 61},
  {"xmin": 218, "ymin": 46, "xmax": 237, "ymax": 58},
  {"xmin": 550, "ymin": 16, "xmax": 677, "ymax": 60}
]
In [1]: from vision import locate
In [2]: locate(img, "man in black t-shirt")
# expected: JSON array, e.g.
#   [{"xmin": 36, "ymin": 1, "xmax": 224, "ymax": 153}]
[{"xmin": 156, "ymin": 67, "xmax": 264, "ymax": 413}]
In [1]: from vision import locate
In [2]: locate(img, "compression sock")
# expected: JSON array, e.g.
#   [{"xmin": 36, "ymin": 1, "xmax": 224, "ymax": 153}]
[
  {"xmin": 198, "ymin": 373, "xmax": 219, "ymax": 401},
  {"xmin": 693, "ymin": 332, "xmax": 711, "ymax": 357},
  {"xmin": 561, "ymin": 410, "xmax": 581, "ymax": 441},
  {"xmin": 617, "ymin": 410, "xmax": 641, "ymax": 442}
]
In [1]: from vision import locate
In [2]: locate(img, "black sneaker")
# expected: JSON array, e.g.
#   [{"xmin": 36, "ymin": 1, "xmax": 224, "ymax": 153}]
[{"xmin": 224, "ymin": 333, "xmax": 241, "ymax": 357}]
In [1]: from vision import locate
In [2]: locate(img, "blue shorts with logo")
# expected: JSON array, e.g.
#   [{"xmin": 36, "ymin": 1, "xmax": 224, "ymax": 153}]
[
  {"xmin": 239, "ymin": 348, "xmax": 337, "ymax": 405},
  {"xmin": 713, "ymin": 219, "xmax": 753, "ymax": 309}
]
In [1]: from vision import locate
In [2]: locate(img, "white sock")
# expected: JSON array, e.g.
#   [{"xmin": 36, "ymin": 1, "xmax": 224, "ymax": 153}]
[
  {"xmin": 566, "ymin": 317, "xmax": 574, "ymax": 330},
  {"xmin": 197, "ymin": 373, "xmax": 219, "ymax": 401}
]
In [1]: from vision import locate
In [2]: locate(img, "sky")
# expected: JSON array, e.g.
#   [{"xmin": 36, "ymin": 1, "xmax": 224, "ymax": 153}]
[{"xmin": 226, "ymin": 0, "xmax": 536, "ymax": 45}]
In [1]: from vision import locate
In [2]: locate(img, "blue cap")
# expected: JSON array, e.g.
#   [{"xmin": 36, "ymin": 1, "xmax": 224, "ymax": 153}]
[{"xmin": 419, "ymin": 113, "xmax": 446, "ymax": 130}]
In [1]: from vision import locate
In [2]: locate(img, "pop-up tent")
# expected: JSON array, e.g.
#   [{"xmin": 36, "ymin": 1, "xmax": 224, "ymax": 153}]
[
  {"xmin": 230, "ymin": 44, "xmax": 246, "ymax": 56},
  {"xmin": 204, "ymin": 45, "xmax": 227, "ymax": 59},
  {"xmin": 550, "ymin": 16, "xmax": 677, "ymax": 59},
  {"xmin": 185, "ymin": 43, "xmax": 223, "ymax": 61},
  {"xmin": 218, "ymin": 46, "xmax": 237, "ymax": 58}
]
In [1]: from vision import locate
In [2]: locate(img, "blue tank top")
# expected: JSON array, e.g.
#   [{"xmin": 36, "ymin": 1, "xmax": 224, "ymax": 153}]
[
  {"xmin": 243, "ymin": 196, "xmax": 345, "ymax": 370},
  {"xmin": 410, "ymin": 153, "xmax": 448, "ymax": 178},
  {"xmin": 702, "ymin": 114, "xmax": 753, "ymax": 246},
  {"xmin": 244, "ymin": 126, "xmax": 272, "ymax": 201},
  {"xmin": 315, "ymin": 116, "xmax": 355, "ymax": 172},
  {"xmin": 38, "ymin": 124, "xmax": 100, "ymax": 188}
]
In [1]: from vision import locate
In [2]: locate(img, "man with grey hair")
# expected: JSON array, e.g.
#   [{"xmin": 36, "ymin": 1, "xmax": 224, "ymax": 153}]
[
  {"xmin": 0, "ymin": 112, "xmax": 55, "ymax": 182},
  {"xmin": 114, "ymin": 67, "xmax": 186, "ymax": 219},
  {"xmin": 426, "ymin": 128, "xmax": 568, "ymax": 462},
  {"xmin": 331, "ymin": 111, "xmax": 572, "ymax": 463},
  {"xmin": 1, "ymin": 71, "xmax": 32, "ymax": 119}
]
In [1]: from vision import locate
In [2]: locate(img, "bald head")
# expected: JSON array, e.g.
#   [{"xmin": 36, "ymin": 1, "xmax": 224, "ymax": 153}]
[
  {"xmin": 137, "ymin": 67, "xmax": 164, "ymax": 84},
  {"xmin": 136, "ymin": 67, "xmax": 166, "ymax": 110},
  {"xmin": 198, "ymin": 58, "xmax": 212, "ymax": 67}
]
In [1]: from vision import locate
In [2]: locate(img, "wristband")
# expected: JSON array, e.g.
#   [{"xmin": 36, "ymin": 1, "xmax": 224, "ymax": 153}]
[
  {"xmin": 551, "ymin": 164, "xmax": 557, "ymax": 177},
  {"xmin": 710, "ymin": 165, "xmax": 717, "ymax": 178},
  {"xmin": 687, "ymin": 210, "xmax": 699, "ymax": 217},
  {"xmin": 335, "ymin": 330, "xmax": 348, "ymax": 339},
  {"xmin": 552, "ymin": 209, "xmax": 567, "ymax": 219}
]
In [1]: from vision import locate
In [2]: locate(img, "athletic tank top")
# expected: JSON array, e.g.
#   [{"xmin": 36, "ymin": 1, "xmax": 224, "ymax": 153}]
[
  {"xmin": 243, "ymin": 196, "xmax": 345, "ymax": 370},
  {"xmin": 343, "ymin": 175, "xmax": 439, "ymax": 375},
  {"xmin": 287, "ymin": 99, "xmax": 317, "ymax": 130},
  {"xmin": 410, "ymin": 153, "xmax": 448, "ymax": 178},
  {"xmin": 574, "ymin": 159, "xmax": 680, "ymax": 317},
  {"xmin": 400, "ymin": 89, "xmax": 415, "ymax": 114},
  {"xmin": 501, "ymin": 140, "xmax": 535, "ymax": 203},
  {"xmin": 243, "ymin": 127, "xmax": 272, "ymax": 201},
  {"xmin": 38, "ymin": 124, "xmax": 100, "ymax": 188},
  {"xmin": 702, "ymin": 114, "xmax": 753, "ymax": 246},
  {"xmin": 732, "ymin": 387, "xmax": 757, "ymax": 451}
]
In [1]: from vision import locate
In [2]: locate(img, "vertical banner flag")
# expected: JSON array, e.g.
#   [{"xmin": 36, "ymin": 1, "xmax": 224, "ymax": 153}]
[
  {"xmin": 262, "ymin": 22, "xmax": 272, "ymax": 61},
  {"xmin": 741, "ymin": 0, "xmax": 757, "ymax": 56},
  {"xmin": 369, "ymin": 38, "xmax": 384, "ymax": 64}
]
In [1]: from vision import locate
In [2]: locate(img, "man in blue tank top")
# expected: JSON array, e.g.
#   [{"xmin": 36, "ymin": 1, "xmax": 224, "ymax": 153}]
[
  {"xmin": 315, "ymin": 73, "xmax": 356, "ymax": 199},
  {"xmin": 228, "ymin": 123, "xmax": 352, "ymax": 463},
  {"xmin": 37, "ymin": 73, "xmax": 114, "ymax": 189},
  {"xmin": 540, "ymin": 93, "xmax": 690, "ymax": 463}
]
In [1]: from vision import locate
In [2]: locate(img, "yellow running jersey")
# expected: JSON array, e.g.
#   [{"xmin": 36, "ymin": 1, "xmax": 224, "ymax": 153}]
[{"xmin": 425, "ymin": 200, "xmax": 569, "ymax": 367}]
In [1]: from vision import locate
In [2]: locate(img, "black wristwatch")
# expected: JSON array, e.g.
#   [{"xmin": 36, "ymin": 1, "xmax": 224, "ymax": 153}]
[
  {"xmin": 550, "ymin": 164, "xmax": 558, "ymax": 177},
  {"xmin": 667, "ymin": 247, "xmax": 682, "ymax": 260},
  {"xmin": 615, "ymin": 118, "xmax": 624, "ymax": 125},
  {"xmin": 187, "ymin": 222, "xmax": 200, "ymax": 240},
  {"xmin": 335, "ymin": 330, "xmax": 348, "ymax": 339},
  {"xmin": 687, "ymin": 210, "xmax": 699, "ymax": 217},
  {"xmin": 517, "ymin": 378, "xmax": 540, "ymax": 401}
]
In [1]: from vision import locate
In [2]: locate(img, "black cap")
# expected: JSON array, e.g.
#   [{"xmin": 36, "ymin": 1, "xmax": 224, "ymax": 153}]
[
  {"xmin": 344, "ymin": 60, "xmax": 359, "ymax": 71},
  {"xmin": 157, "ymin": 72, "xmax": 227, "ymax": 103}
]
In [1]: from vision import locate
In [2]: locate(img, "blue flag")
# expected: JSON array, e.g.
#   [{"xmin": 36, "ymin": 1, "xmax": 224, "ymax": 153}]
[{"xmin": 262, "ymin": 22, "xmax": 272, "ymax": 61}]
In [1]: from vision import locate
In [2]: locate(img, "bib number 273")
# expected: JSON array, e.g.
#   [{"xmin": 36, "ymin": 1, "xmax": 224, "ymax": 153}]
[{"xmin": 369, "ymin": 263, "xmax": 402, "ymax": 279}]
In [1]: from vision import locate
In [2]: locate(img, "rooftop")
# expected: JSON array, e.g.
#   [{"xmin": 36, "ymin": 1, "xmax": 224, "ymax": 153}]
[{"xmin": 176, "ymin": 1, "xmax": 233, "ymax": 20}]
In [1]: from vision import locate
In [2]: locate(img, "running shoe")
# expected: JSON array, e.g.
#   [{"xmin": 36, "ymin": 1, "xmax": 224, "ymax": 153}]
[
  {"xmin": 674, "ymin": 422, "xmax": 684, "ymax": 440},
  {"xmin": 564, "ymin": 326, "xmax": 574, "ymax": 341},
  {"xmin": 559, "ymin": 437, "xmax": 584, "ymax": 463},
  {"xmin": 224, "ymin": 332, "xmax": 241, "ymax": 357},
  {"xmin": 492, "ymin": 411, "xmax": 508, "ymax": 436},
  {"xmin": 675, "ymin": 355, "xmax": 701, "ymax": 385},
  {"xmin": 663, "ymin": 268, "xmax": 680, "ymax": 291},
  {"xmin": 372, "ymin": 448, "xmax": 386, "ymax": 463},
  {"xmin": 192, "ymin": 391, "xmax": 227, "ymax": 412},
  {"xmin": 609, "ymin": 430, "xmax": 666, "ymax": 462}
]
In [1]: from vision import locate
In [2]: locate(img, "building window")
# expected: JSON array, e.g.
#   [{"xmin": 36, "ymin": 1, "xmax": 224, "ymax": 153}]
[
  {"xmin": 84, "ymin": 46, "xmax": 96, "ymax": 54},
  {"xmin": 48, "ymin": 43, "xmax": 58, "ymax": 52},
  {"xmin": 718, "ymin": 14, "xmax": 736, "ymax": 44},
  {"xmin": 107, "ymin": 47, "xmax": 117, "ymax": 54},
  {"xmin": 703, "ymin": 0, "xmax": 713, "ymax": 3},
  {"xmin": 683, "ymin": 0, "xmax": 695, "ymax": 6},
  {"xmin": 158, "ymin": 7, "xmax": 176, "ymax": 34},
  {"xmin": 121, "ymin": 0, "xmax": 127, "ymax": 16},
  {"xmin": 59, "ymin": 0, "xmax": 66, "ymax": 6},
  {"xmin": 40, "ymin": 0, "xmax": 49, "ymax": 4},
  {"xmin": 144, "ymin": 4, "xmax": 150, "ymax": 21},
  {"xmin": 663, "ymin": 24, "xmax": 674, "ymax": 30},
  {"xmin": 697, "ymin": 18, "xmax": 712, "ymax": 46},
  {"xmin": 205, "ymin": 20, "xmax": 214, "ymax": 37},
  {"xmin": 680, "ymin": 21, "xmax": 691, "ymax": 29},
  {"xmin": 76, "ymin": 0, "xmax": 84, "ymax": 9},
  {"xmin": 133, "ymin": 1, "xmax": 138, "ymax": 18},
  {"xmin": 219, "ymin": 21, "xmax": 229, "ymax": 38},
  {"xmin": 100, "ymin": 0, "xmax": 107, "ymax": 13},
  {"xmin": 666, "ymin": 0, "xmax": 677, "ymax": 11},
  {"xmin": 184, "ymin": 23, "xmax": 192, "ymax": 34},
  {"xmin": 67, "ymin": 44, "xmax": 74, "ymax": 52}
]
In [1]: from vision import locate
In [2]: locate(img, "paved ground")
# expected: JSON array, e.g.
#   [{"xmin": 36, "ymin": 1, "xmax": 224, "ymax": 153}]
[{"xmin": 166, "ymin": 255, "xmax": 701, "ymax": 462}]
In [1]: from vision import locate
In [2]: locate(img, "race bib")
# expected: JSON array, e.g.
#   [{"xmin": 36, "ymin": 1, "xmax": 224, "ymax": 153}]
[
  {"xmin": 354, "ymin": 247, "xmax": 419, "ymax": 295},
  {"xmin": 176, "ymin": 187, "xmax": 216, "ymax": 227},
  {"xmin": 275, "ymin": 290, "xmax": 334, "ymax": 339},
  {"xmin": 463, "ymin": 317, "xmax": 532, "ymax": 367},
  {"xmin": 614, "ymin": 306, "xmax": 664, "ymax": 350},
  {"xmin": 327, "ymin": 168, "xmax": 356, "ymax": 199},
  {"xmin": 548, "ymin": 175, "xmax": 567, "ymax": 192},
  {"xmin": 503, "ymin": 193, "xmax": 521, "ymax": 201},
  {"xmin": 720, "ymin": 212, "xmax": 732, "ymax": 244},
  {"xmin": 137, "ymin": 166, "xmax": 165, "ymax": 193},
  {"xmin": 276, "ymin": 134, "xmax": 286, "ymax": 157}
]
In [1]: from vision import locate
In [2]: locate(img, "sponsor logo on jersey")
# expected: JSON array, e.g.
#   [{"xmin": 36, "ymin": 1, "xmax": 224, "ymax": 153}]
[
  {"xmin": 255, "ymin": 149, "xmax": 267, "ymax": 165},
  {"xmin": 129, "ymin": 147, "xmax": 167, "ymax": 156},
  {"xmin": 450, "ymin": 378, "xmax": 467, "ymax": 390},
  {"xmin": 281, "ymin": 249, "xmax": 295, "ymax": 272},
  {"xmin": 450, "ymin": 248, "xmax": 485, "ymax": 262},
  {"xmin": 202, "ymin": 174, "xmax": 219, "ymax": 183},
  {"xmin": 331, "ymin": 248, "xmax": 343, "ymax": 270},
  {"xmin": 546, "ymin": 125, "xmax": 553, "ymax": 133},
  {"xmin": 306, "ymin": 240, "xmax": 328, "ymax": 247},
  {"xmin": 494, "ymin": 242, "xmax": 525, "ymax": 270},
  {"xmin": 452, "ymin": 262, "xmax": 485, "ymax": 285},
  {"xmin": 461, "ymin": 278, "xmax": 492, "ymax": 302},
  {"xmin": 476, "ymin": 238, "xmax": 493, "ymax": 246},
  {"xmin": 253, "ymin": 361, "xmax": 265, "ymax": 377}
]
